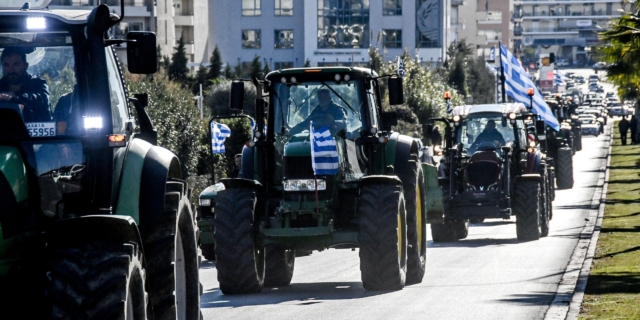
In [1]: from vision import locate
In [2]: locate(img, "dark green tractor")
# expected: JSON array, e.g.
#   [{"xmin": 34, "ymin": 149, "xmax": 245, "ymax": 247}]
[
  {"xmin": 0, "ymin": 1, "xmax": 200, "ymax": 318},
  {"xmin": 543, "ymin": 98, "xmax": 575, "ymax": 190},
  {"xmin": 204, "ymin": 67, "xmax": 441, "ymax": 293}
]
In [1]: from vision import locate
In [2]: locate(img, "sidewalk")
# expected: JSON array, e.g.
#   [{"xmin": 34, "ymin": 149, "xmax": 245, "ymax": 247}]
[{"xmin": 578, "ymin": 123, "xmax": 640, "ymax": 319}]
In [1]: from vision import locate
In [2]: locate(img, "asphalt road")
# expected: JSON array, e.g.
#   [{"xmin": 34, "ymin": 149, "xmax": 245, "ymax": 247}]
[{"xmin": 199, "ymin": 68, "xmax": 612, "ymax": 320}]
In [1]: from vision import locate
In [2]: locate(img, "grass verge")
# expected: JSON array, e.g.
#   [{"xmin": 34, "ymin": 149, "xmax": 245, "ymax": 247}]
[{"xmin": 579, "ymin": 124, "xmax": 640, "ymax": 319}]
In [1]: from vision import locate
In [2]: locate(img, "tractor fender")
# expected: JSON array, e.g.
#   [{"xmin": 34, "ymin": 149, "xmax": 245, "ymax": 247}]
[
  {"xmin": 47, "ymin": 215, "xmax": 144, "ymax": 253},
  {"xmin": 514, "ymin": 174, "xmax": 542, "ymax": 185},
  {"xmin": 384, "ymin": 132, "xmax": 401, "ymax": 170},
  {"xmin": 393, "ymin": 134, "xmax": 420, "ymax": 176},
  {"xmin": 114, "ymin": 138, "xmax": 182, "ymax": 225},
  {"xmin": 361, "ymin": 175, "xmax": 403, "ymax": 188},
  {"xmin": 240, "ymin": 145, "xmax": 255, "ymax": 179}
]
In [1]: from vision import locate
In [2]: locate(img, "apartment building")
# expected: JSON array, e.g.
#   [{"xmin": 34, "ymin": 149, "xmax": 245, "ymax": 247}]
[
  {"xmin": 49, "ymin": 0, "xmax": 209, "ymax": 69},
  {"xmin": 453, "ymin": 0, "xmax": 514, "ymax": 57},
  {"xmin": 209, "ymin": 0, "xmax": 453, "ymax": 71},
  {"xmin": 513, "ymin": 0, "xmax": 624, "ymax": 65}
]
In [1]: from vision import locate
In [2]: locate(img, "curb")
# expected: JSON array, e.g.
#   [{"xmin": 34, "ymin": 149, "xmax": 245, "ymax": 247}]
[{"xmin": 544, "ymin": 123, "xmax": 613, "ymax": 320}]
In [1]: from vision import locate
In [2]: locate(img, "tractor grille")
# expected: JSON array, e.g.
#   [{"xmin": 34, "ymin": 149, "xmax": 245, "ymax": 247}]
[
  {"xmin": 465, "ymin": 161, "xmax": 501, "ymax": 190},
  {"xmin": 283, "ymin": 156, "xmax": 314, "ymax": 179}
]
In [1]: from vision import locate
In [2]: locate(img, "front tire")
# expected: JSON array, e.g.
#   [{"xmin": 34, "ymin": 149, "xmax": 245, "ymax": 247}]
[
  {"xmin": 358, "ymin": 183, "xmax": 407, "ymax": 291},
  {"xmin": 455, "ymin": 220, "xmax": 469, "ymax": 240},
  {"xmin": 514, "ymin": 179, "xmax": 541, "ymax": 241},
  {"xmin": 140, "ymin": 181, "xmax": 200, "ymax": 320},
  {"xmin": 431, "ymin": 184, "xmax": 458, "ymax": 242},
  {"xmin": 48, "ymin": 242, "xmax": 147, "ymax": 320},
  {"xmin": 214, "ymin": 188, "xmax": 265, "ymax": 294},
  {"xmin": 401, "ymin": 161, "xmax": 427, "ymax": 285},
  {"xmin": 264, "ymin": 245, "xmax": 295, "ymax": 287}
]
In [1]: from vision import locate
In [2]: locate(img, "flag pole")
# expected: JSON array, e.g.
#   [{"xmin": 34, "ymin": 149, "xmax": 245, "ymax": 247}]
[
  {"xmin": 314, "ymin": 175, "xmax": 320, "ymax": 214},
  {"xmin": 498, "ymin": 41, "xmax": 507, "ymax": 103}
]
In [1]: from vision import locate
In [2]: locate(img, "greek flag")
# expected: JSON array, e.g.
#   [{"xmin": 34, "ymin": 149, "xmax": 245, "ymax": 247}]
[
  {"xmin": 211, "ymin": 121, "xmax": 231, "ymax": 154},
  {"xmin": 397, "ymin": 57, "xmax": 406, "ymax": 78},
  {"xmin": 310, "ymin": 121, "xmax": 339, "ymax": 175},
  {"xmin": 499, "ymin": 44, "xmax": 560, "ymax": 131},
  {"xmin": 555, "ymin": 72, "xmax": 564, "ymax": 86}
]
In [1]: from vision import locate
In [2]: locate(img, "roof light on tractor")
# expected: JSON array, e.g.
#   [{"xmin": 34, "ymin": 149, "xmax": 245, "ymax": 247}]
[{"xmin": 26, "ymin": 17, "xmax": 46, "ymax": 29}]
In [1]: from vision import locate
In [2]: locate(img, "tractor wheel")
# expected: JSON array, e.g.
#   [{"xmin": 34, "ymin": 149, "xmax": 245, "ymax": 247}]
[
  {"xmin": 514, "ymin": 179, "xmax": 541, "ymax": 241},
  {"xmin": 539, "ymin": 170, "xmax": 550, "ymax": 237},
  {"xmin": 575, "ymin": 130, "xmax": 583, "ymax": 151},
  {"xmin": 455, "ymin": 220, "xmax": 469, "ymax": 240},
  {"xmin": 201, "ymin": 244, "xmax": 216, "ymax": 261},
  {"xmin": 401, "ymin": 161, "xmax": 427, "ymax": 285},
  {"xmin": 48, "ymin": 242, "xmax": 147, "ymax": 319},
  {"xmin": 214, "ymin": 188, "xmax": 264, "ymax": 294},
  {"xmin": 555, "ymin": 147, "xmax": 574, "ymax": 190},
  {"xmin": 140, "ymin": 181, "xmax": 200, "ymax": 320},
  {"xmin": 547, "ymin": 166, "xmax": 556, "ymax": 201},
  {"xmin": 264, "ymin": 245, "xmax": 295, "ymax": 287},
  {"xmin": 358, "ymin": 183, "xmax": 407, "ymax": 291},
  {"xmin": 431, "ymin": 184, "xmax": 458, "ymax": 242}
]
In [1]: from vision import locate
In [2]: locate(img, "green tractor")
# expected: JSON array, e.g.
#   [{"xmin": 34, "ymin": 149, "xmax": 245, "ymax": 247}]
[
  {"xmin": 0, "ymin": 1, "xmax": 200, "ymax": 317},
  {"xmin": 201, "ymin": 67, "xmax": 441, "ymax": 293},
  {"xmin": 543, "ymin": 98, "xmax": 575, "ymax": 190}
]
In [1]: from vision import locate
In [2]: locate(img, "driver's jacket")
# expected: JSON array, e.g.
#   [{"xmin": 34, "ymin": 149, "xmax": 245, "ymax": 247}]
[
  {"xmin": 473, "ymin": 129, "xmax": 506, "ymax": 147},
  {"xmin": 0, "ymin": 73, "xmax": 51, "ymax": 122},
  {"xmin": 302, "ymin": 102, "xmax": 346, "ymax": 129}
]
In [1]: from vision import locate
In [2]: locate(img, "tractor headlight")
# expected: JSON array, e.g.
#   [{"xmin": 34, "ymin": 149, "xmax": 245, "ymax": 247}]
[
  {"xmin": 199, "ymin": 198, "xmax": 211, "ymax": 206},
  {"xmin": 283, "ymin": 179, "xmax": 326, "ymax": 191},
  {"xmin": 529, "ymin": 141, "xmax": 536, "ymax": 148},
  {"xmin": 508, "ymin": 112, "xmax": 517, "ymax": 120}
]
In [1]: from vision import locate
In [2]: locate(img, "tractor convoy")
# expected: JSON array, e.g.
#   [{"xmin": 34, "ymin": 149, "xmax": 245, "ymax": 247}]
[{"xmin": 0, "ymin": 2, "xmax": 585, "ymax": 315}]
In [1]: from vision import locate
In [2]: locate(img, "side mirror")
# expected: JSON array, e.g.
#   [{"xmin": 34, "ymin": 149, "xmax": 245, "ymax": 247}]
[
  {"xmin": 535, "ymin": 119, "xmax": 546, "ymax": 135},
  {"xmin": 381, "ymin": 112, "xmax": 398, "ymax": 131},
  {"xmin": 133, "ymin": 93, "xmax": 148, "ymax": 107},
  {"xmin": 388, "ymin": 76, "xmax": 404, "ymax": 105},
  {"xmin": 127, "ymin": 32, "xmax": 158, "ymax": 74},
  {"xmin": 230, "ymin": 81, "xmax": 245, "ymax": 110}
]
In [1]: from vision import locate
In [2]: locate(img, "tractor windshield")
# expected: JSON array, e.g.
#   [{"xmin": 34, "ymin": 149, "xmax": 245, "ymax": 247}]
[
  {"xmin": 458, "ymin": 114, "xmax": 523, "ymax": 155},
  {"xmin": 273, "ymin": 80, "xmax": 364, "ymax": 138}
]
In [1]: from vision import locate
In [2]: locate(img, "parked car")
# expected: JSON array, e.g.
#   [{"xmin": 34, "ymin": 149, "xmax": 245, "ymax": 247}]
[{"xmin": 592, "ymin": 62, "xmax": 607, "ymax": 69}]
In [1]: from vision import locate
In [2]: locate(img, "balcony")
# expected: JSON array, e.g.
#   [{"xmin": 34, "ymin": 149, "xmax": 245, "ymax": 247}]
[
  {"xmin": 174, "ymin": 14, "xmax": 194, "ymax": 26},
  {"xmin": 519, "ymin": 9, "xmax": 620, "ymax": 19},
  {"xmin": 522, "ymin": 27, "xmax": 580, "ymax": 34},
  {"xmin": 451, "ymin": 18, "xmax": 466, "ymax": 30},
  {"xmin": 451, "ymin": 0, "xmax": 464, "ymax": 6},
  {"xmin": 477, "ymin": 11, "xmax": 502, "ymax": 23}
]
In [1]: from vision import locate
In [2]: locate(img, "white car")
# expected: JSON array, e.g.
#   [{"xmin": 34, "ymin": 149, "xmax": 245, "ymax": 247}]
[
  {"xmin": 580, "ymin": 118, "xmax": 601, "ymax": 136},
  {"xmin": 610, "ymin": 106, "xmax": 633, "ymax": 116}
]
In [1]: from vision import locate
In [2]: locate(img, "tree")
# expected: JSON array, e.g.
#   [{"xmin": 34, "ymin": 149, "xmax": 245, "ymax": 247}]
[
  {"xmin": 447, "ymin": 57, "xmax": 467, "ymax": 97},
  {"xmin": 262, "ymin": 60, "xmax": 271, "ymax": 78},
  {"xmin": 304, "ymin": 59, "xmax": 311, "ymax": 67},
  {"xmin": 156, "ymin": 45, "xmax": 163, "ymax": 70},
  {"xmin": 207, "ymin": 45, "xmax": 223, "ymax": 81},
  {"xmin": 368, "ymin": 47, "xmax": 383, "ymax": 74},
  {"xmin": 192, "ymin": 64, "xmax": 208, "ymax": 94},
  {"xmin": 168, "ymin": 34, "xmax": 190, "ymax": 82},
  {"xmin": 466, "ymin": 57, "xmax": 496, "ymax": 104},
  {"xmin": 224, "ymin": 63, "xmax": 234, "ymax": 79},
  {"xmin": 234, "ymin": 60, "xmax": 244, "ymax": 78},
  {"xmin": 249, "ymin": 55, "xmax": 262, "ymax": 79}
]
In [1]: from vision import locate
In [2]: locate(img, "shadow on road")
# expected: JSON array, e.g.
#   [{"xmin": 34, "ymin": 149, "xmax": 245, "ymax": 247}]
[
  {"xmin": 469, "ymin": 220, "xmax": 514, "ymax": 227},
  {"xmin": 495, "ymin": 291, "xmax": 561, "ymax": 305},
  {"xmin": 429, "ymin": 237, "xmax": 520, "ymax": 248},
  {"xmin": 554, "ymin": 204, "xmax": 598, "ymax": 210},
  {"xmin": 201, "ymin": 281, "xmax": 389, "ymax": 308},
  {"xmin": 608, "ymin": 211, "xmax": 640, "ymax": 219}
]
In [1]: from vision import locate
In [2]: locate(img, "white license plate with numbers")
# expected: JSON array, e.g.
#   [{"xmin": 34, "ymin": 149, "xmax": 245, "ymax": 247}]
[{"xmin": 26, "ymin": 122, "xmax": 56, "ymax": 137}]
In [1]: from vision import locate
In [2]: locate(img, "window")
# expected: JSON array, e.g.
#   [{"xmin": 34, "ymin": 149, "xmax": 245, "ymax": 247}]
[
  {"xmin": 274, "ymin": 62, "xmax": 294, "ymax": 70},
  {"xmin": 275, "ymin": 0, "xmax": 293, "ymax": 16},
  {"xmin": 383, "ymin": 0, "xmax": 402, "ymax": 15},
  {"xmin": 242, "ymin": 29, "xmax": 261, "ymax": 48},
  {"xmin": 274, "ymin": 29, "xmax": 294, "ymax": 49},
  {"xmin": 242, "ymin": 0, "xmax": 261, "ymax": 16},
  {"xmin": 317, "ymin": 0, "xmax": 370, "ymax": 49},
  {"xmin": 478, "ymin": 30, "xmax": 502, "ymax": 41},
  {"xmin": 382, "ymin": 29, "xmax": 402, "ymax": 48},
  {"xmin": 105, "ymin": 48, "xmax": 128, "ymax": 134}
]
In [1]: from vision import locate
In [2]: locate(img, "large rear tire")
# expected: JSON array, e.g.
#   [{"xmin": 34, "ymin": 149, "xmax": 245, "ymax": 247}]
[
  {"xmin": 514, "ymin": 180, "xmax": 541, "ymax": 241},
  {"xmin": 48, "ymin": 242, "xmax": 147, "ymax": 320},
  {"xmin": 401, "ymin": 161, "xmax": 427, "ymax": 285},
  {"xmin": 555, "ymin": 147, "xmax": 574, "ymax": 190},
  {"xmin": 214, "ymin": 188, "xmax": 265, "ymax": 294},
  {"xmin": 431, "ymin": 184, "xmax": 458, "ymax": 242},
  {"xmin": 358, "ymin": 183, "xmax": 407, "ymax": 291},
  {"xmin": 575, "ymin": 130, "xmax": 582, "ymax": 151},
  {"xmin": 140, "ymin": 181, "xmax": 200, "ymax": 320},
  {"xmin": 264, "ymin": 245, "xmax": 295, "ymax": 287}
]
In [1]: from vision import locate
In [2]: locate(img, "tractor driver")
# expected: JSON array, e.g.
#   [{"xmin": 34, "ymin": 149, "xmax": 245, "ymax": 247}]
[
  {"xmin": 0, "ymin": 47, "xmax": 51, "ymax": 122},
  {"xmin": 291, "ymin": 88, "xmax": 346, "ymax": 135},
  {"xmin": 469, "ymin": 119, "xmax": 506, "ymax": 151}
]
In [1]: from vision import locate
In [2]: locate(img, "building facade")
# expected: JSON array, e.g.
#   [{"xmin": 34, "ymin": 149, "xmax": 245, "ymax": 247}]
[
  {"xmin": 49, "ymin": 0, "xmax": 209, "ymax": 68},
  {"xmin": 453, "ymin": 0, "xmax": 514, "ymax": 58},
  {"xmin": 513, "ymin": 0, "xmax": 624, "ymax": 66},
  {"xmin": 209, "ymin": 0, "xmax": 453, "ymax": 71}
]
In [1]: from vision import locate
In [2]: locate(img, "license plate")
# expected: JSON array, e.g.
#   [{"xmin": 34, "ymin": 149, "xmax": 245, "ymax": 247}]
[{"xmin": 26, "ymin": 122, "xmax": 56, "ymax": 137}]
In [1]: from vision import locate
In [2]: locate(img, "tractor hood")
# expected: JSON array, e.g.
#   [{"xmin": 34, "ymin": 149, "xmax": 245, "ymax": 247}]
[{"xmin": 284, "ymin": 133, "xmax": 312, "ymax": 157}]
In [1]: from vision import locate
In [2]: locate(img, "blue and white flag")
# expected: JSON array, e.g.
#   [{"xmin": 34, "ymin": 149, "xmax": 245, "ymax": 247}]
[
  {"xmin": 397, "ymin": 57, "xmax": 406, "ymax": 78},
  {"xmin": 499, "ymin": 44, "xmax": 560, "ymax": 131},
  {"xmin": 555, "ymin": 72, "xmax": 564, "ymax": 86},
  {"xmin": 310, "ymin": 121, "xmax": 339, "ymax": 175},
  {"xmin": 211, "ymin": 121, "xmax": 231, "ymax": 154}
]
